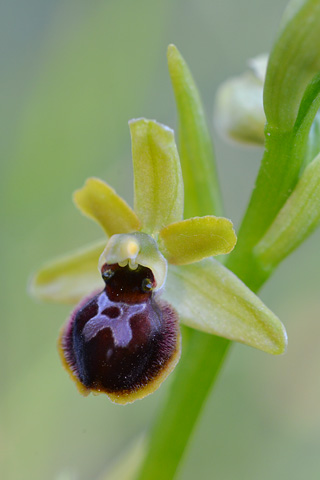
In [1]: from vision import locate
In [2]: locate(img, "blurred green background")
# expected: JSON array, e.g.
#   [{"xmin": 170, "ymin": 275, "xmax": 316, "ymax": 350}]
[{"xmin": 2, "ymin": 0, "xmax": 320, "ymax": 479}]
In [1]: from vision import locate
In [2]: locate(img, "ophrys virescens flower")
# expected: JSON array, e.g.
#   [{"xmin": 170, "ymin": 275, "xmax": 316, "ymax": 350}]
[{"xmin": 31, "ymin": 118, "xmax": 287, "ymax": 404}]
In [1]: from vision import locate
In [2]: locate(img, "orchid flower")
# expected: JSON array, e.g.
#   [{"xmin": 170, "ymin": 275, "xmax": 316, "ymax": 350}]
[{"xmin": 30, "ymin": 118, "xmax": 287, "ymax": 404}]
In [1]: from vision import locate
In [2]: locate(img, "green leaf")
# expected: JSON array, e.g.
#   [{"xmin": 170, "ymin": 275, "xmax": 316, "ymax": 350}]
[
  {"xmin": 29, "ymin": 240, "xmax": 106, "ymax": 304},
  {"xmin": 293, "ymin": 74, "xmax": 320, "ymax": 135},
  {"xmin": 264, "ymin": 0, "xmax": 320, "ymax": 130},
  {"xmin": 167, "ymin": 44, "xmax": 222, "ymax": 217},
  {"xmin": 158, "ymin": 216, "xmax": 236, "ymax": 265},
  {"xmin": 165, "ymin": 259, "xmax": 287, "ymax": 355},
  {"xmin": 73, "ymin": 177, "xmax": 140, "ymax": 236},
  {"xmin": 129, "ymin": 118, "xmax": 184, "ymax": 234},
  {"xmin": 255, "ymin": 152, "xmax": 320, "ymax": 270}
]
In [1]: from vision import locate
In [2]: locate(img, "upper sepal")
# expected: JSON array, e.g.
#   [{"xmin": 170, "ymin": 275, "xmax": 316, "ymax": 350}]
[{"xmin": 129, "ymin": 118, "xmax": 184, "ymax": 234}]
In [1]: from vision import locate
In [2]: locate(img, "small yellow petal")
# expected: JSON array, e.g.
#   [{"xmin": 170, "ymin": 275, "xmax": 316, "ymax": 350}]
[
  {"xmin": 158, "ymin": 216, "xmax": 236, "ymax": 265},
  {"xmin": 73, "ymin": 177, "xmax": 140, "ymax": 236}
]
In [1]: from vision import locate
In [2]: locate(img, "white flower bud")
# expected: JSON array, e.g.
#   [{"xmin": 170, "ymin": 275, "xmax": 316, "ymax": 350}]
[{"xmin": 214, "ymin": 54, "xmax": 268, "ymax": 146}]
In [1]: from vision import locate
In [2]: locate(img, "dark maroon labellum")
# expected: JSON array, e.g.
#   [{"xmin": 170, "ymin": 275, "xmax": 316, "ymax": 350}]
[{"xmin": 59, "ymin": 263, "xmax": 180, "ymax": 404}]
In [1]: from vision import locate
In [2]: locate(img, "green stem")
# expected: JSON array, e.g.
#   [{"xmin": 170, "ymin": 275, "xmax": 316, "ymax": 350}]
[
  {"xmin": 136, "ymin": 247, "xmax": 266, "ymax": 480},
  {"xmin": 137, "ymin": 329, "xmax": 230, "ymax": 480}
]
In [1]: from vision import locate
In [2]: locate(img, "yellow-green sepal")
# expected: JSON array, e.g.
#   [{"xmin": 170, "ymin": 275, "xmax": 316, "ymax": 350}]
[
  {"xmin": 164, "ymin": 259, "xmax": 287, "ymax": 355},
  {"xmin": 129, "ymin": 118, "xmax": 184, "ymax": 234},
  {"xmin": 158, "ymin": 216, "xmax": 236, "ymax": 265},
  {"xmin": 255, "ymin": 152, "xmax": 320, "ymax": 270},
  {"xmin": 73, "ymin": 177, "xmax": 140, "ymax": 236},
  {"xmin": 29, "ymin": 239, "xmax": 106, "ymax": 304}
]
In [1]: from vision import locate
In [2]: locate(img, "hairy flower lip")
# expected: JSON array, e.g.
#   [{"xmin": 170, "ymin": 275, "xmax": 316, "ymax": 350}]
[{"xmin": 59, "ymin": 263, "xmax": 181, "ymax": 405}]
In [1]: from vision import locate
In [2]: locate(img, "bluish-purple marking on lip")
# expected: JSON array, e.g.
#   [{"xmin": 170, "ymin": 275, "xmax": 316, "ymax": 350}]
[{"xmin": 82, "ymin": 291, "xmax": 147, "ymax": 347}]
